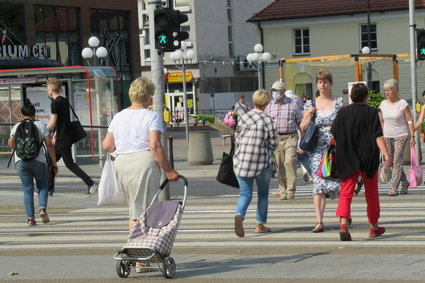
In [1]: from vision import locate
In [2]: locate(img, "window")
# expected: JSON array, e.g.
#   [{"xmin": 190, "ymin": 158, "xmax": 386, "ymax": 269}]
[
  {"xmin": 360, "ymin": 23, "xmax": 377, "ymax": 50},
  {"xmin": 174, "ymin": 0, "xmax": 190, "ymax": 7},
  {"xmin": 294, "ymin": 28, "xmax": 310, "ymax": 55},
  {"xmin": 0, "ymin": 3, "xmax": 25, "ymax": 44},
  {"xmin": 34, "ymin": 5, "xmax": 80, "ymax": 65},
  {"xmin": 295, "ymin": 83, "xmax": 313, "ymax": 97}
]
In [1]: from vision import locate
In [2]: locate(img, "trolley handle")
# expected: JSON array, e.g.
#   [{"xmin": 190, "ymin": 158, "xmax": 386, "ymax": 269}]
[{"xmin": 159, "ymin": 175, "xmax": 188, "ymax": 190}]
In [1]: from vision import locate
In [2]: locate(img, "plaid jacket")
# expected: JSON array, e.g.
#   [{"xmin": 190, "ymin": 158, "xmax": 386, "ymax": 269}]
[{"xmin": 233, "ymin": 109, "xmax": 278, "ymax": 177}]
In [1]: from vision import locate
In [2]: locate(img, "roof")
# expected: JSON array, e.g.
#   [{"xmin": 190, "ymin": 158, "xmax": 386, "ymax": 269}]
[{"xmin": 248, "ymin": 0, "xmax": 425, "ymax": 22}]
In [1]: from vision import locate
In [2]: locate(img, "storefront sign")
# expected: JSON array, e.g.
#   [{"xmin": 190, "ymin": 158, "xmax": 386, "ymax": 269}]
[
  {"xmin": 0, "ymin": 77, "xmax": 37, "ymax": 84},
  {"xmin": 167, "ymin": 72, "xmax": 193, "ymax": 83},
  {"xmin": 0, "ymin": 45, "xmax": 51, "ymax": 59}
]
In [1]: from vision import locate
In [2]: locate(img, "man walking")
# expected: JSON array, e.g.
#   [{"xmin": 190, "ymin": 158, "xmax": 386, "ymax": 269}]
[
  {"xmin": 46, "ymin": 78, "xmax": 97, "ymax": 195},
  {"xmin": 265, "ymin": 81, "xmax": 303, "ymax": 200},
  {"xmin": 234, "ymin": 95, "xmax": 250, "ymax": 117}
]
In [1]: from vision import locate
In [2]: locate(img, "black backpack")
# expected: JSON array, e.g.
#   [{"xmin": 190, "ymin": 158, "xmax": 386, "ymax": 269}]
[{"xmin": 8, "ymin": 120, "xmax": 42, "ymax": 167}]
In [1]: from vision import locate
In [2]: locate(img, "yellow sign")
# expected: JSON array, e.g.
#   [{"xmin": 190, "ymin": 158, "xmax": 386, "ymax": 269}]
[{"xmin": 167, "ymin": 72, "xmax": 193, "ymax": 83}]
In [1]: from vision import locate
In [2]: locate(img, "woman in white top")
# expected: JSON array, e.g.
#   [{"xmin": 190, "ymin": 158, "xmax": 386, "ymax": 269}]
[
  {"xmin": 102, "ymin": 77, "xmax": 179, "ymax": 233},
  {"xmin": 379, "ymin": 79, "xmax": 415, "ymax": 196}
]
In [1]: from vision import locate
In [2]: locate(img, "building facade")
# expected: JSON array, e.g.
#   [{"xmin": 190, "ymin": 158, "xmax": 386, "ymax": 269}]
[
  {"xmin": 249, "ymin": 0, "xmax": 425, "ymax": 102},
  {"xmin": 0, "ymin": 0, "xmax": 141, "ymax": 94},
  {"xmin": 138, "ymin": 0, "xmax": 274, "ymax": 119}
]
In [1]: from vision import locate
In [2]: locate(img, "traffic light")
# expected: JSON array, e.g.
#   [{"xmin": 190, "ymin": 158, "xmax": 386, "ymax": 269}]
[
  {"xmin": 417, "ymin": 29, "xmax": 425, "ymax": 60},
  {"xmin": 154, "ymin": 8, "xmax": 189, "ymax": 52}
]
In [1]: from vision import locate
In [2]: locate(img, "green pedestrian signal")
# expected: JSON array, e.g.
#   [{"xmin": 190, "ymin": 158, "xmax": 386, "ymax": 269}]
[
  {"xmin": 158, "ymin": 33, "xmax": 168, "ymax": 45},
  {"xmin": 417, "ymin": 29, "xmax": 425, "ymax": 60},
  {"xmin": 154, "ymin": 8, "xmax": 190, "ymax": 52}
]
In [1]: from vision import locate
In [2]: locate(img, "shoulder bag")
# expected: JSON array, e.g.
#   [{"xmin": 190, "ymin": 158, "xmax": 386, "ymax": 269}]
[
  {"xmin": 216, "ymin": 138, "xmax": 239, "ymax": 188},
  {"xmin": 68, "ymin": 102, "xmax": 87, "ymax": 145},
  {"xmin": 299, "ymin": 100, "xmax": 317, "ymax": 152}
]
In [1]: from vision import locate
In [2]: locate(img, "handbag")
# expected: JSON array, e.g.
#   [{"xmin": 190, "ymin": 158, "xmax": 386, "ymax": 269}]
[
  {"xmin": 98, "ymin": 154, "xmax": 126, "ymax": 205},
  {"xmin": 378, "ymin": 153, "xmax": 392, "ymax": 184},
  {"xmin": 216, "ymin": 138, "xmax": 239, "ymax": 188},
  {"xmin": 68, "ymin": 103, "xmax": 87, "ymax": 144},
  {"xmin": 316, "ymin": 137, "xmax": 338, "ymax": 180},
  {"xmin": 299, "ymin": 100, "xmax": 317, "ymax": 152},
  {"xmin": 408, "ymin": 145, "xmax": 423, "ymax": 188}
]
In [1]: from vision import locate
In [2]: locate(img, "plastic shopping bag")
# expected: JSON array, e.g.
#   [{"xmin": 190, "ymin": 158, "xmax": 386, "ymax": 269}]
[
  {"xmin": 408, "ymin": 146, "xmax": 423, "ymax": 188},
  {"xmin": 98, "ymin": 154, "xmax": 126, "ymax": 205}
]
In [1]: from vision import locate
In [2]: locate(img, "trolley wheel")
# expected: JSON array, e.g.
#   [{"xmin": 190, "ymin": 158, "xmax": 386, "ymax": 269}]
[
  {"xmin": 116, "ymin": 260, "xmax": 131, "ymax": 278},
  {"xmin": 159, "ymin": 257, "xmax": 176, "ymax": 279}
]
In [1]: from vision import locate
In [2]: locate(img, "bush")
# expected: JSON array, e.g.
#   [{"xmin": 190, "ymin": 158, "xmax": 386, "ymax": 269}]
[{"xmin": 368, "ymin": 91, "xmax": 385, "ymax": 110}]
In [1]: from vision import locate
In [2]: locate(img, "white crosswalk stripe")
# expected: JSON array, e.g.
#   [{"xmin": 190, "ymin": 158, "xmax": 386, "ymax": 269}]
[{"xmin": 1, "ymin": 181, "xmax": 425, "ymax": 250}]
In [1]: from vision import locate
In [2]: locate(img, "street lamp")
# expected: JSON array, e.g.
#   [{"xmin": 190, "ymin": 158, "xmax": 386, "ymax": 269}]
[
  {"xmin": 81, "ymin": 36, "xmax": 108, "ymax": 66},
  {"xmin": 361, "ymin": 45, "xmax": 373, "ymax": 90},
  {"xmin": 246, "ymin": 43, "xmax": 272, "ymax": 89},
  {"xmin": 169, "ymin": 43, "xmax": 195, "ymax": 145}
]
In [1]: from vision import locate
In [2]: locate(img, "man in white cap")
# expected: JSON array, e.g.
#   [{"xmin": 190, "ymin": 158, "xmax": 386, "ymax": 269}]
[{"xmin": 265, "ymin": 80, "xmax": 303, "ymax": 200}]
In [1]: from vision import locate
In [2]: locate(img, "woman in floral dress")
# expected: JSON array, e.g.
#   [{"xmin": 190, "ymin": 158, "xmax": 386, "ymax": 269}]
[{"xmin": 300, "ymin": 71, "xmax": 344, "ymax": 233}]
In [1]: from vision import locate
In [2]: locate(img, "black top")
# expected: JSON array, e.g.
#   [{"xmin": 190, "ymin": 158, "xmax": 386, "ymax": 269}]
[
  {"xmin": 330, "ymin": 104, "xmax": 383, "ymax": 179},
  {"xmin": 51, "ymin": 96, "xmax": 71, "ymax": 141}
]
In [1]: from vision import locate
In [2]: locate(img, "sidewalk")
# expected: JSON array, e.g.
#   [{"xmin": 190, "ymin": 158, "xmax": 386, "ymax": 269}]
[{"xmin": 0, "ymin": 127, "xmax": 228, "ymax": 184}]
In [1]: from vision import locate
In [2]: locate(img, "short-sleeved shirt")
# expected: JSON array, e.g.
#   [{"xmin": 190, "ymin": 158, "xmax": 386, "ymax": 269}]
[
  {"xmin": 233, "ymin": 109, "xmax": 278, "ymax": 177},
  {"xmin": 234, "ymin": 102, "xmax": 249, "ymax": 117},
  {"xmin": 264, "ymin": 97, "xmax": 303, "ymax": 134},
  {"xmin": 379, "ymin": 99, "xmax": 409, "ymax": 137},
  {"xmin": 50, "ymin": 96, "xmax": 71, "ymax": 140},
  {"xmin": 107, "ymin": 109, "xmax": 163, "ymax": 154},
  {"xmin": 10, "ymin": 120, "xmax": 49, "ymax": 163}
]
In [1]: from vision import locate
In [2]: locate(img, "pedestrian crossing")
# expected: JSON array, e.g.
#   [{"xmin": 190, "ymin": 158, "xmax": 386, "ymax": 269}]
[{"xmin": 1, "ymin": 181, "xmax": 425, "ymax": 251}]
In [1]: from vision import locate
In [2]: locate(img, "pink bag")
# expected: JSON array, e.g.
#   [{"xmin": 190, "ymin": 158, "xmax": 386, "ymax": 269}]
[{"xmin": 408, "ymin": 146, "xmax": 423, "ymax": 188}]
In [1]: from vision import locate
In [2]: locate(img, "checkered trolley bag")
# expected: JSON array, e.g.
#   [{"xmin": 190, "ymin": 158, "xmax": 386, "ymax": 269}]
[
  {"xmin": 113, "ymin": 176, "xmax": 188, "ymax": 279},
  {"xmin": 127, "ymin": 200, "xmax": 183, "ymax": 257}
]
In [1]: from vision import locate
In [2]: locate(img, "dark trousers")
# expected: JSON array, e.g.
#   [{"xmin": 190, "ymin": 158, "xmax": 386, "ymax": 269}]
[{"xmin": 48, "ymin": 144, "xmax": 93, "ymax": 191}]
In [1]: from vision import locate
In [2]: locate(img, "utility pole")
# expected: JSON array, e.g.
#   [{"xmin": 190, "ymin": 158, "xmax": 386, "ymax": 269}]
[
  {"xmin": 409, "ymin": 0, "xmax": 420, "ymax": 158},
  {"xmin": 146, "ymin": 0, "xmax": 170, "ymax": 200}
]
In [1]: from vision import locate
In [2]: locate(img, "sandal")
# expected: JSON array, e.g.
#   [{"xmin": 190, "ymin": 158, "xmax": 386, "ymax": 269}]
[
  {"xmin": 272, "ymin": 191, "xmax": 282, "ymax": 197},
  {"xmin": 388, "ymin": 188, "xmax": 398, "ymax": 196},
  {"xmin": 312, "ymin": 222, "xmax": 324, "ymax": 233},
  {"xmin": 255, "ymin": 224, "xmax": 272, "ymax": 233}
]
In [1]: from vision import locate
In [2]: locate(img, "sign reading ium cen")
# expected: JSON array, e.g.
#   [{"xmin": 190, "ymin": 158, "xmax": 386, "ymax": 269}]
[{"xmin": 0, "ymin": 45, "xmax": 51, "ymax": 59}]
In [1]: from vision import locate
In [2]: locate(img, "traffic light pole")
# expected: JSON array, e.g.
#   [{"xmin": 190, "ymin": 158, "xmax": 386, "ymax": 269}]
[
  {"xmin": 409, "ymin": 0, "xmax": 420, "ymax": 160},
  {"xmin": 147, "ymin": 0, "xmax": 170, "ymax": 200}
]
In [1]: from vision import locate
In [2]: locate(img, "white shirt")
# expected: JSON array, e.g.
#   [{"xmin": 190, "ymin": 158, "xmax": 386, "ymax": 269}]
[
  {"xmin": 10, "ymin": 120, "xmax": 50, "ymax": 163},
  {"xmin": 108, "ymin": 109, "xmax": 163, "ymax": 154},
  {"xmin": 380, "ymin": 99, "xmax": 409, "ymax": 138}
]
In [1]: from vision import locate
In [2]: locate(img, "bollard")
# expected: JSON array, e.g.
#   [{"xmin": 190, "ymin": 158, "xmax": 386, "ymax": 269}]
[{"xmin": 188, "ymin": 131, "xmax": 213, "ymax": 165}]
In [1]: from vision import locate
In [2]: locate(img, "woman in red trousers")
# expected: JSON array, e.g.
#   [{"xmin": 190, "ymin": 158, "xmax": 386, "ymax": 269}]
[{"xmin": 330, "ymin": 83, "xmax": 392, "ymax": 241}]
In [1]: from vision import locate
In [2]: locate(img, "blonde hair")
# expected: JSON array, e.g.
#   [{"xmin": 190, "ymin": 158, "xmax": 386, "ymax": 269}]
[
  {"xmin": 384, "ymin": 79, "xmax": 399, "ymax": 91},
  {"xmin": 47, "ymin": 78, "xmax": 62, "ymax": 92},
  {"xmin": 252, "ymin": 89, "xmax": 271, "ymax": 107},
  {"xmin": 128, "ymin": 77, "xmax": 155, "ymax": 103}
]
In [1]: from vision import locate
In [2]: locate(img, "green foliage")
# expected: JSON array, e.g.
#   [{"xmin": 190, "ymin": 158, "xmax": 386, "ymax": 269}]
[
  {"xmin": 193, "ymin": 114, "xmax": 215, "ymax": 123},
  {"xmin": 368, "ymin": 91, "xmax": 385, "ymax": 110}
]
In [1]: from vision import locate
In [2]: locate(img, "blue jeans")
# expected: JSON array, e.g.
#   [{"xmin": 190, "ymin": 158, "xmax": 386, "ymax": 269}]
[
  {"xmin": 235, "ymin": 167, "xmax": 272, "ymax": 224},
  {"xmin": 16, "ymin": 160, "xmax": 48, "ymax": 219}
]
